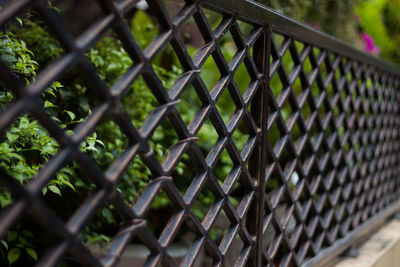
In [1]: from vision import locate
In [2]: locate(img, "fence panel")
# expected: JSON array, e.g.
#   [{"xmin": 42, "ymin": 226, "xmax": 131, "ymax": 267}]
[{"xmin": 0, "ymin": 0, "xmax": 399, "ymax": 266}]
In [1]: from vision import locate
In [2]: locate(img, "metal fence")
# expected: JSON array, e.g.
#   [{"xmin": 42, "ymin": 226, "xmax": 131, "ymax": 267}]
[{"xmin": 0, "ymin": 0, "xmax": 400, "ymax": 266}]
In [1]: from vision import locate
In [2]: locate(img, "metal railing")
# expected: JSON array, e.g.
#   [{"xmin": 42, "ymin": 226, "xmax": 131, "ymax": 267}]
[{"xmin": 0, "ymin": 0, "xmax": 400, "ymax": 266}]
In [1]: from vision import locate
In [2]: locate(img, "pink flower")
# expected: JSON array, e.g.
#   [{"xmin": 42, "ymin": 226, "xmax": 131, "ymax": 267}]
[{"xmin": 361, "ymin": 32, "xmax": 380, "ymax": 55}]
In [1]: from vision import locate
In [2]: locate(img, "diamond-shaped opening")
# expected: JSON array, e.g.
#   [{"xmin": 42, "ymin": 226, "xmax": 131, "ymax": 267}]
[
  {"xmin": 152, "ymin": 42, "xmax": 184, "ymax": 90},
  {"xmin": 326, "ymin": 220, "xmax": 339, "ymax": 244},
  {"xmin": 319, "ymin": 60, "xmax": 328, "ymax": 80},
  {"xmin": 178, "ymin": 16, "xmax": 206, "ymax": 57},
  {"xmin": 145, "ymin": 189, "xmax": 179, "ymax": 239},
  {"xmin": 270, "ymin": 238, "xmax": 295, "ymax": 266},
  {"xmin": 292, "ymin": 75, "xmax": 307, "ymax": 99},
  {"xmin": 149, "ymin": 117, "xmax": 180, "ymax": 163},
  {"xmin": 0, "ymin": 115, "xmax": 63, "ymax": 187},
  {"xmin": 277, "ymin": 146, "xmax": 296, "ymax": 184},
  {"xmin": 82, "ymin": 118, "xmax": 129, "ymax": 171},
  {"xmin": 311, "ymin": 81, "xmax": 321, "ymax": 100},
  {"xmin": 5, "ymin": 12, "xmax": 66, "ymax": 73},
  {"xmin": 231, "ymin": 118, "xmax": 251, "ymax": 154},
  {"xmin": 1, "ymin": 213, "xmax": 64, "ymax": 266},
  {"xmin": 290, "ymin": 119, "xmax": 302, "ymax": 144},
  {"xmin": 161, "ymin": 0, "xmax": 186, "ymax": 20},
  {"xmin": 234, "ymin": 61, "xmax": 252, "ymax": 96},
  {"xmin": 291, "ymin": 182, "xmax": 310, "ymax": 205},
  {"xmin": 52, "ymin": 0, "xmax": 106, "ymax": 39},
  {"xmin": 42, "ymin": 160, "xmax": 107, "ymax": 225},
  {"xmin": 328, "ymin": 52, "xmax": 336, "ymax": 64},
  {"xmin": 209, "ymin": 209, "xmax": 230, "ymax": 246},
  {"xmin": 351, "ymin": 86, "xmax": 358, "ymax": 102},
  {"xmin": 333, "ymin": 104, "xmax": 341, "ymax": 119},
  {"xmin": 294, "ymin": 40, "xmax": 304, "ymax": 54},
  {"xmin": 308, "ymin": 160, "xmax": 321, "ymax": 187},
  {"xmin": 282, "ymin": 49, "xmax": 295, "ymax": 76},
  {"xmin": 270, "ymin": 72, "xmax": 285, "ymax": 99},
  {"xmin": 212, "ymin": 149, "xmax": 234, "ymax": 186},
  {"xmin": 201, "ymin": 7, "xmax": 223, "ymax": 31},
  {"xmin": 267, "ymin": 122, "xmax": 282, "ymax": 148},
  {"xmin": 318, "ymin": 101, "xmax": 330, "ymax": 119},
  {"xmin": 196, "ymin": 118, "xmax": 219, "ymax": 158},
  {"xmin": 335, "ymin": 66, "xmax": 342, "ymax": 83},
  {"xmin": 215, "ymin": 88, "xmax": 236, "ymax": 124},
  {"xmin": 0, "ymin": 82, "xmax": 16, "ymax": 113},
  {"xmin": 121, "ymin": 75, "xmax": 159, "ymax": 130},
  {"xmin": 272, "ymin": 33, "xmax": 285, "ymax": 52},
  {"xmin": 190, "ymin": 184, "xmax": 215, "ymax": 222},
  {"xmin": 219, "ymin": 30, "xmax": 237, "ymax": 63},
  {"xmin": 366, "ymin": 77, "xmax": 374, "ymax": 90},
  {"xmin": 309, "ymin": 120, "xmax": 321, "ymax": 146},
  {"xmin": 273, "ymin": 192, "xmax": 295, "ymax": 229},
  {"xmin": 346, "ymin": 71, "xmax": 354, "ymax": 87},
  {"xmin": 200, "ymin": 54, "xmax": 222, "ymax": 91},
  {"xmin": 88, "ymin": 29, "xmax": 135, "ymax": 86},
  {"xmin": 313, "ymin": 47, "xmax": 321, "ymax": 59},
  {"xmin": 303, "ymin": 56, "xmax": 313, "ymax": 76},
  {"xmin": 171, "ymin": 150, "xmax": 202, "ymax": 197},
  {"xmin": 237, "ymin": 20, "xmax": 254, "ymax": 40},
  {"xmin": 312, "ymin": 192, "xmax": 326, "ymax": 214},
  {"xmin": 82, "ymin": 201, "xmax": 124, "ymax": 252},
  {"xmin": 116, "ymin": 154, "xmax": 153, "ymax": 204},
  {"xmin": 280, "ymin": 98, "xmax": 293, "ymax": 122},
  {"xmin": 0, "ymin": 186, "xmax": 14, "ymax": 212},
  {"xmin": 223, "ymin": 232, "xmax": 245, "ymax": 266},
  {"xmin": 299, "ymin": 148, "xmax": 313, "ymax": 175},
  {"xmin": 228, "ymin": 171, "xmax": 252, "ymax": 210},
  {"xmin": 291, "ymin": 229, "xmax": 311, "ymax": 261},
  {"xmin": 42, "ymin": 69, "xmax": 107, "ymax": 139},
  {"xmin": 165, "ymin": 219, "xmax": 205, "ymax": 265},
  {"xmin": 290, "ymin": 171, "xmax": 305, "ymax": 199},
  {"xmin": 265, "ymin": 174, "xmax": 282, "ymax": 205},
  {"xmin": 311, "ymin": 225, "xmax": 326, "ymax": 252},
  {"xmin": 263, "ymin": 216, "xmax": 278, "ymax": 251},
  {"xmin": 130, "ymin": 9, "xmax": 160, "ymax": 50},
  {"xmin": 340, "ymin": 87, "xmax": 348, "ymax": 104}
]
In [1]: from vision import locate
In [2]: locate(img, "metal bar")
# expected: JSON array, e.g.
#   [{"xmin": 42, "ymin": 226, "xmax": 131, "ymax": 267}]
[{"xmin": 248, "ymin": 25, "xmax": 271, "ymax": 267}]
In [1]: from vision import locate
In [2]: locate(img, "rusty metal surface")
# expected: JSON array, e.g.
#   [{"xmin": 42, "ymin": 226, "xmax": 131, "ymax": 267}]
[{"xmin": 0, "ymin": 0, "xmax": 399, "ymax": 266}]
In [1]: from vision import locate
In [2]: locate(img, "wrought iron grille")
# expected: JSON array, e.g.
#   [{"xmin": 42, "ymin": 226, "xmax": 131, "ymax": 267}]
[{"xmin": 0, "ymin": 0, "xmax": 400, "ymax": 266}]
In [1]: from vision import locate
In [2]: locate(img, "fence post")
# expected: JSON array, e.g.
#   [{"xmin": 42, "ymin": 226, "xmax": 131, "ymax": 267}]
[{"xmin": 248, "ymin": 25, "xmax": 271, "ymax": 266}]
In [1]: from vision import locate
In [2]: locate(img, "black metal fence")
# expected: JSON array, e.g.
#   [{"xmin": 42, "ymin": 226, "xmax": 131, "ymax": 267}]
[{"xmin": 0, "ymin": 0, "xmax": 400, "ymax": 266}]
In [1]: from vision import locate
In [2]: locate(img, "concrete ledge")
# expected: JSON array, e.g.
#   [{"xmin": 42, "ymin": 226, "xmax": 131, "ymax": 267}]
[{"xmin": 335, "ymin": 219, "xmax": 400, "ymax": 267}]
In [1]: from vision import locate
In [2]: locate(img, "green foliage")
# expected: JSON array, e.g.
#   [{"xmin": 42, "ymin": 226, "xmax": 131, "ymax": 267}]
[
  {"xmin": 356, "ymin": 0, "xmax": 400, "ymax": 63},
  {"xmin": 257, "ymin": 0, "xmax": 362, "ymax": 42}
]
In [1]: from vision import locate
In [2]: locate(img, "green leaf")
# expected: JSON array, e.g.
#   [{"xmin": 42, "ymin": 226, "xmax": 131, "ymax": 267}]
[
  {"xmin": 48, "ymin": 185, "xmax": 61, "ymax": 196},
  {"xmin": 7, "ymin": 231, "xmax": 17, "ymax": 242},
  {"xmin": 44, "ymin": 100, "xmax": 57, "ymax": 108},
  {"xmin": 22, "ymin": 230, "xmax": 33, "ymax": 238},
  {"xmin": 64, "ymin": 110, "xmax": 75, "ymax": 121},
  {"xmin": 8, "ymin": 248, "xmax": 20, "ymax": 265},
  {"xmin": 42, "ymin": 187, "xmax": 47, "ymax": 195},
  {"xmin": 1, "ymin": 240, "xmax": 8, "ymax": 250},
  {"xmin": 6, "ymin": 132, "xmax": 18, "ymax": 144},
  {"xmin": 18, "ymin": 117, "xmax": 29, "ymax": 129},
  {"xmin": 26, "ymin": 247, "xmax": 37, "ymax": 261}
]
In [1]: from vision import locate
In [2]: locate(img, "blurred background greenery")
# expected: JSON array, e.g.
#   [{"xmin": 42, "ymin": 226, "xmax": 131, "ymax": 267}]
[{"xmin": 258, "ymin": 0, "xmax": 400, "ymax": 63}]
